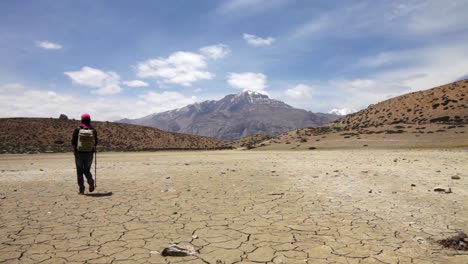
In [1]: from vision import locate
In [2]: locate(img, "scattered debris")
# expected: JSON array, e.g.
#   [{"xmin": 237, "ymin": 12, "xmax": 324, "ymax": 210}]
[
  {"xmin": 161, "ymin": 242, "xmax": 197, "ymax": 257},
  {"xmin": 434, "ymin": 187, "xmax": 452, "ymax": 193},
  {"xmin": 438, "ymin": 232, "xmax": 468, "ymax": 251}
]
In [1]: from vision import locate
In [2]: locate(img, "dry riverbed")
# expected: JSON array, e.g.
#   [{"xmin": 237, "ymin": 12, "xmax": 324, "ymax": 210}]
[{"xmin": 0, "ymin": 149, "xmax": 467, "ymax": 263}]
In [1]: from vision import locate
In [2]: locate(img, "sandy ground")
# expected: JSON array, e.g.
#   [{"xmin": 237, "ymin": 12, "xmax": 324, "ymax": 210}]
[{"xmin": 0, "ymin": 150, "xmax": 467, "ymax": 264}]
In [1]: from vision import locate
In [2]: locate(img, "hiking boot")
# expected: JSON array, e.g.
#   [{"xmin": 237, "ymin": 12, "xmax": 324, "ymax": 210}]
[{"xmin": 88, "ymin": 180, "xmax": 95, "ymax": 193}]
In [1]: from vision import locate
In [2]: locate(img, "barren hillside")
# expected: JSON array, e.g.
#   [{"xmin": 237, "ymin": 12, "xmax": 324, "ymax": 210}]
[
  {"xmin": 226, "ymin": 134, "xmax": 274, "ymax": 149},
  {"xmin": 331, "ymin": 79, "xmax": 467, "ymax": 129},
  {"xmin": 254, "ymin": 79, "xmax": 468, "ymax": 149},
  {"xmin": 0, "ymin": 118, "xmax": 224, "ymax": 154}
]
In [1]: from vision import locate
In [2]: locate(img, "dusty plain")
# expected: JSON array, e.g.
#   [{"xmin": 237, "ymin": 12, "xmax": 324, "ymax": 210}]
[{"xmin": 0, "ymin": 149, "xmax": 467, "ymax": 264}]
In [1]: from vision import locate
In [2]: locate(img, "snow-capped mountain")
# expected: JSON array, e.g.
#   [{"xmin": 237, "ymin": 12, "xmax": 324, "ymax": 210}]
[{"xmin": 120, "ymin": 90, "xmax": 339, "ymax": 140}]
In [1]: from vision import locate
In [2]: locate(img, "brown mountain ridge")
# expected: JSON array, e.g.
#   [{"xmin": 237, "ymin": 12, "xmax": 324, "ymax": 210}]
[
  {"xmin": 253, "ymin": 79, "xmax": 468, "ymax": 149},
  {"xmin": 0, "ymin": 118, "xmax": 224, "ymax": 154}
]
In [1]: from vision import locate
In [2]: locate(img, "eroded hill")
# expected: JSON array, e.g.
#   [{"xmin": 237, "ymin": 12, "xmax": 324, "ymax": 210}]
[
  {"xmin": 0, "ymin": 118, "xmax": 224, "ymax": 154},
  {"xmin": 255, "ymin": 79, "xmax": 468, "ymax": 149}
]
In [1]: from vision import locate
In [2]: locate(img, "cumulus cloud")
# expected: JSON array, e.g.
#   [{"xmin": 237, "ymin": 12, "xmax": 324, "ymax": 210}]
[
  {"xmin": 328, "ymin": 108, "xmax": 356, "ymax": 116},
  {"xmin": 64, "ymin": 66, "xmax": 122, "ymax": 95},
  {"xmin": 136, "ymin": 51, "xmax": 213, "ymax": 86},
  {"xmin": 243, "ymin": 33, "xmax": 275, "ymax": 46},
  {"xmin": 227, "ymin": 72, "xmax": 267, "ymax": 93},
  {"xmin": 35, "ymin": 40, "xmax": 62, "ymax": 50},
  {"xmin": 286, "ymin": 84, "xmax": 313, "ymax": 98},
  {"xmin": 123, "ymin": 80, "xmax": 149, "ymax": 87},
  {"xmin": 0, "ymin": 83, "xmax": 76, "ymax": 118},
  {"xmin": 0, "ymin": 83, "xmax": 197, "ymax": 121},
  {"xmin": 199, "ymin": 44, "xmax": 231, "ymax": 60}
]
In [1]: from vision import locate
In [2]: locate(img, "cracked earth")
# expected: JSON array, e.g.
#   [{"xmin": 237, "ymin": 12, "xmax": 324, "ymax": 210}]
[{"xmin": 0, "ymin": 149, "xmax": 467, "ymax": 263}]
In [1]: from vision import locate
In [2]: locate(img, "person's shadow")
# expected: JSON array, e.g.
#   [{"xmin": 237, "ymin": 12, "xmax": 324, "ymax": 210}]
[{"xmin": 85, "ymin": 192, "xmax": 113, "ymax": 197}]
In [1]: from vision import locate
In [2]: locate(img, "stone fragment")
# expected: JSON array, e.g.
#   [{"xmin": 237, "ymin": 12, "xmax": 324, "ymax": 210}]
[
  {"xmin": 438, "ymin": 232, "xmax": 468, "ymax": 250},
  {"xmin": 451, "ymin": 175, "xmax": 461, "ymax": 180},
  {"xmin": 433, "ymin": 187, "xmax": 452, "ymax": 193},
  {"xmin": 161, "ymin": 242, "xmax": 197, "ymax": 256}
]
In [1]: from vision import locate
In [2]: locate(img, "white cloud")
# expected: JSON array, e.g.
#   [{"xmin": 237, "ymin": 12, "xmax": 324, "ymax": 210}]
[
  {"xmin": 137, "ymin": 51, "xmax": 213, "ymax": 86},
  {"xmin": 140, "ymin": 91, "xmax": 196, "ymax": 109},
  {"xmin": 64, "ymin": 66, "xmax": 122, "ymax": 95},
  {"xmin": 291, "ymin": 15, "xmax": 329, "ymax": 39},
  {"xmin": 405, "ymin": 0, "xmax": 468, "ymax": 35},
  {"xmin": 350, "ymin": 79, "xmax": 377, "ymax": 90},
  {"xmin": 329, "ymin": 108, "xmax": 356, "ymax": 116},
  {"xmin": 123, "ymin": 80, "xmax": 149, "ymax": 87},
  {"xmin": 361, "ymin": 41, "xmax": 468, "ymax": 92},
  {"xmin": 0, "ymin": 83, "xmax": 76, "ymax": 118},
  {"xmin": 199, "ymin": 44, "xmax": 231, "ymax": 60},
  {"xmin": 359, "ymin": 52, "xmax": 396, "ymax": 68},
  {"xmin": 243, "ymin": 33, "xmax": 275, "ymax": 46},
  {"xmin": 218, "ymin": 0, "xmax": 287, "ymax": 14},
  {"xmin": 286, "ymin": 1, "xmax": 468, "ymax": 41},
  {"xmin": 286, "ymin": 84, "xmax": 313, "ymax": 98},
  {"xmin": 35, "ymin": 40, "xmax": 62, "ymax": 50},
  {"xmin": 227, "ymin": 72, "xmax": 267, "ymax": 93},
  {"xmin": 0, "ymin": 83, "xmax": 197, "ymax": 121}
]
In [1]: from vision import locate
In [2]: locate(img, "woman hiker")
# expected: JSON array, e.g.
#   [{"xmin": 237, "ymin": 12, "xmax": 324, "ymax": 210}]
[{"xmin": 72, "ymin": 113, "xmax": 98, "ymax": 194}]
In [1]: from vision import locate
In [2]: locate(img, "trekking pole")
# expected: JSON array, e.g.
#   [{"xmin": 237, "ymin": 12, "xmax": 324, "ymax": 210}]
[{"xmin": 94, "ymin": 149, "xmax": 97, "ymax": 187}]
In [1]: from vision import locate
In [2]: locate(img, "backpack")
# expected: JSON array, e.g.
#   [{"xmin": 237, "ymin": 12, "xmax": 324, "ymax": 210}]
[{"xmin": 77, "ymin": 128, "xmax": 95, "ymax": 152}]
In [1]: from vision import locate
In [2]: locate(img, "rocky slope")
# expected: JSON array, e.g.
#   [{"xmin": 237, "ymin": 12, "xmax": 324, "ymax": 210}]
[
  {"xmin": 120, "ymin": 91, "xmax": 339, "ymax": 140},
  {"xmin": 226, "ymin": 134, "xmax": 274, "ymax": 149},
  {"xmin": 253, "ymin": 79, "xmax": 468, "ymax": 149},
  {"xmin": 330, "ymin": 79, "xmax": 467, "ymax": 129},
  {"xmin": 0, "ymin": 118, "xmax": 224, "ymax": 154}
]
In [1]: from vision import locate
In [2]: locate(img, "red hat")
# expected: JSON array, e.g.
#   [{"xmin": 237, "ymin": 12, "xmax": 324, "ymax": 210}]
[{"xmin": 81, "ymin": 113, "xmax": 91, "ymax": 120}]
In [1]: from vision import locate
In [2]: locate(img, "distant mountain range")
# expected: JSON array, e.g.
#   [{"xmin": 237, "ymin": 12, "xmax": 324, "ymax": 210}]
[{"xmin": 119, "ymin": 91, "xmax": 340, "ymax": 140}]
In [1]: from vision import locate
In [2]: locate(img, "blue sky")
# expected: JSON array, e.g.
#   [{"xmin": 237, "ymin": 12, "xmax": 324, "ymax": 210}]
[{"xmin": 1, "ymin": 0, "xmax": 468, "ymax": 120}]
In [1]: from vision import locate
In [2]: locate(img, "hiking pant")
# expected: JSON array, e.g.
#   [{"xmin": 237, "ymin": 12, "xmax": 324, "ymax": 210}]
[{"xmin": 75, "ymin": 152, "xmax": 94, "ymax": 192}]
